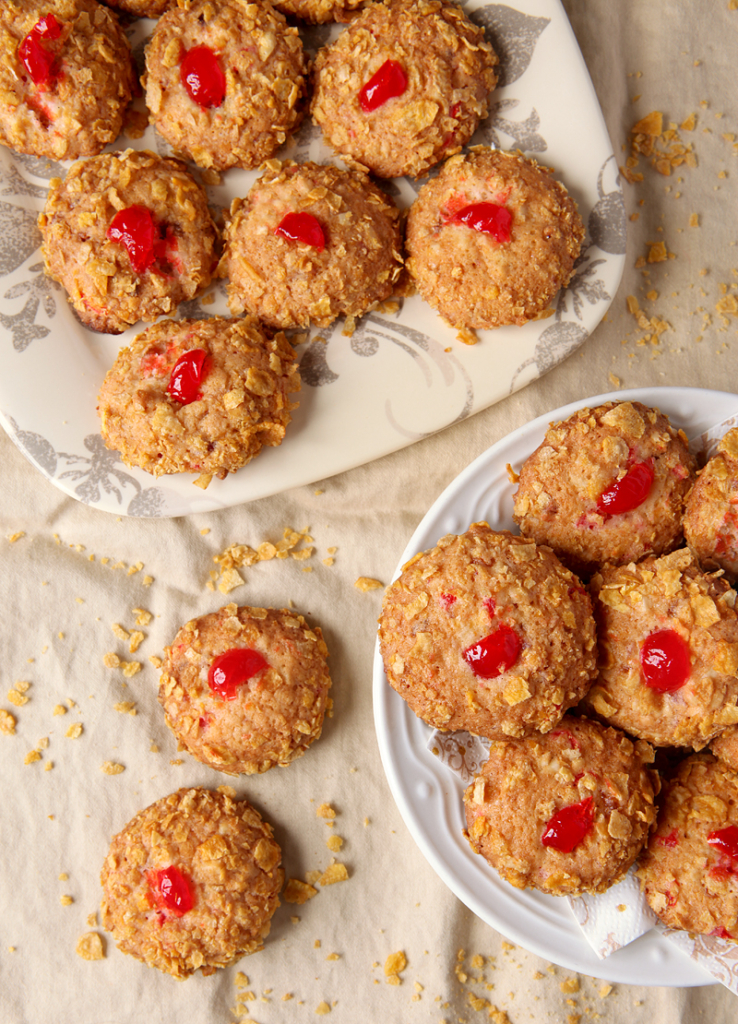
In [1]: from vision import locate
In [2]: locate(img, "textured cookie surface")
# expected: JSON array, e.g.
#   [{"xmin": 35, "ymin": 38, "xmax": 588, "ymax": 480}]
[
  {"xmin": 406, "ymin": 147, "xmax": 583, "ymax": 330},
  {"xmin": 378, "ymin": 523, "xmax": 597, "ymax": 740},
  {"xmin": 464, "ymin": 715, "xmax": 658, "ymax": 896},
  {"xmin": 684, "ymin": 427, "xmax": 738, "ymax": 582},
  {"xmin": 101, "ymin": 787, "xmax": 283, "ymax": 978}
]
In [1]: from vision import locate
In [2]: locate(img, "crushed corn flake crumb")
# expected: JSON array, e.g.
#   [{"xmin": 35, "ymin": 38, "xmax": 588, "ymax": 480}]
[
  {"xmin": 355, "ymin": 576, "xmax": 383, "ymax": 592},
  {"xmin": 66, "ymin": 723, "xmax": 83, "ymax": 739},
  {"xmin": 75, "ymin": 932, "xmax": 105, "ymax": 961},
  {"xmin": 101, "ymin": 762, "xmax": 125, "ymax": 775},
  {"xmin": 316, "ymin": 802, "xmax": 336, "ymax": 820},
  {"xmin": 283, "ymin": 878, "xmax": 319, "ymax": 904},
  {"xmin": 0, "ymin": 709, "xmax": 17, "ymax": 735}
]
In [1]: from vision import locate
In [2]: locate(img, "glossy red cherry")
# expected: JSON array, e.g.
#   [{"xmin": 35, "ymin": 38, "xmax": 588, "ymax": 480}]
[
  {"xmin": 541, "ymin": 796, "xmax": 594, "ymax": 853},
  {"xmin": 463, "ymin": 623, "xmax": 521, "ymax": 679},
  {"xmin": 359, "ymin": 59, "xmax": 408, "ymax": 112},
  {"xmin": 180, "ymin": 45, "xmax": 226, "ymax": 108},
  {"xmin": 107, "ymin": 205, "xmax": 157, "ymax": 274},
  {"xmin": 640, "ymin": 629, "xmax": 690, "ymax": 693},
  {"xmin": 19, "ymin": 13, "xmax": 63, "ymax": 87},
  {"xmin": 274, "ymin": 211, "xmax": 325, "ymax": 251},
  {"xmin": 208, "ymin": 647, "xmax": 268, "ymax": 701},
  {"xmin": 449, "ymin": 202, "xmax": 513, "ymax": 244},
  {"xmin": 166, "ymin": 349, "xmax": 210, "ymax": 405},
  {"xmin": 707, "ymin": 824, "xmax": 738, "ymax": 861},
  {"xmin": 146, "ymin": 866, "xmax": 194, "ymax": 916},
  {"xmin": 596, "ymin": 460, "xmax": 654, "ymax": 517}
]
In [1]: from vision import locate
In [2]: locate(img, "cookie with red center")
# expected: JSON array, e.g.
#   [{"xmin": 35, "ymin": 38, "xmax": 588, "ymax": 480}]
[
  {"xmin": 311, "ymin": 0, "xmax": 498, "ymax": 179},
  {"xmin": 583, "ymin": 548, "xmax": 738, "ymax": 750},
  {"xmin": 158, "ymin": 603, "xmax": 332, "ymax": 774},
  {"xmin": 144, "ymin": 0, "xmax": 307, "ymax": 171},
  {"xmin": 378, "ymin": 524, "xmax": 597, "ymax": 741},
  {"xmin": 38, "ymin": 149, "xmax": 217, "ymax": 334},
  {"xmin": 0, "ymin": 0, "xmax": 135, "ymax": 161},
  {"xmin": 100, "ymin": 787, "xmax": 283, "ymax": 978},
  {"xmin": 684, "ymin": 427, "xmax": 738, "ymax": 583},
  {"xmin": 97, "ymin": 316, "xmax": 300, "ymax": 480},
  {"xmin": 637, "ymin": 755, "xmax": 738, "ymax": 942},
  {"xmin": 218, "ymin": 160, "xmax": 403, "ymax": 330},
  {"xmin": 405, "ymin": 146, "xmax": 584, "ymax": 330},
  {"xmin": 513, "ymin": 401, "xmax": 696, "ymax": 577},
  {"xmin": 464, "ymin": 715, "xmax": 658, "ymax": 896}
]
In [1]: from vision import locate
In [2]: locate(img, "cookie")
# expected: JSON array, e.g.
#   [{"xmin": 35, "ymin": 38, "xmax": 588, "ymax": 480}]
[
  {"xmin": 711, "ymin": 726, "xmax": 738, "ymax": 773},
  {"xmin": 378, "ymin": 523, "xmax": 597, "ymax": 740},
  {"xmin": 98, "ymin": 316, "xmax": 300, "ymax": 480},
  {"xmin": 105, "ymin": 0, "xmax": 175, "ymax": 15},
  {"xmin": 637, "ymin": 755, "xmax": 738, "ymax": 942},
  {"xmin": 272, "ymin": 0, "xmax": 366, "ymax": 22},
  {"xmin": 145, "ymin": 0, "xmax": 307, "ymax": 171},
  {"xmin": 159, "ymin": 603, "xmax": 332, "ymax": 775},
  {"xmin": 513, "ymin": 401, "xmax": 696, "ymax": 578},
  {"xmin": 684, "ymin": 427, "xmax": 738, "ymax": 583},
  {"xmin": 0, "ymin": 0, "xmax": 135, "ymax": 161},
  {"xmin": 584, "ymin": 548, "xmax": 738, "ymax": 750},
  {"xmin": 310, "ymin": 0, "xmax": 498, "ymax": 179},
  {"xmin": 39, "ymin": 148, "xmax": 218, "ymax": 334},
  {"xmin": 405, "ymin": 147, "xmax": 584, "ymax": 330},
  {"xmin": 219, "ymin": 159, "xmax": 403, "ymax": 330},
  {"xmin": 101, "ymin": 787, "xmax": 283, "ymax": 978},
  {"xmin": 464, "ymin": 715, "xmax": 658, "ymax": 896}
]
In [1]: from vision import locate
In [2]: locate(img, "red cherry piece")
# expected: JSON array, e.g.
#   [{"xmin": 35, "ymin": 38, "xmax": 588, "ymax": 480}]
[
  {"xmin": 274, "ymin": 211, "xmax": 325, "ymax": 251},
  {"xmin": 708, "ymin": 824, "xmax": 738, "ymax": 861},
  {"xmin": 107, "ymin": 205, "xmax": 157, "ymax": 274},
  {"xmin": 180, "ymin": 45, "xmax": 225, "ymax": 109},
  {"xmin": 596, "ymin": 459, "xmax": 654, "ymax": 517},
  {"xmin": 208, "ymin": 647, "xmax": 269, "ymax": 701},
  {"xmin": 166, "ymin": 349, "xmax": 210, "ymax": 405},
  {"xmin": 449, "ymin": 202, "xmax": 513, "ymax": 244},
  {"xmin": 463, "ymin": 623, "xmax": 520, "ymax": 679},
  {"xmin": 146, "ymin": 866, "xmax": 194, "ymax": 916},
  {"xmin": 19, "ymin": 13, "xmax": 63, "ymax": 87},
  {"xmin": 640, "ymin": 629, "xmax": 690, "ymax": 693},
  {"xmin": 359, "ymin": 59, "xmax": 408, "ymax": 112},
  {"xmin": 541, "ymin": 796, "xmax": 594, "ymax": 853}
]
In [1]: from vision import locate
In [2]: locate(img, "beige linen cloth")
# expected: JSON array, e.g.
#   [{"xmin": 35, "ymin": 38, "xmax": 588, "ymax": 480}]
[{"xmin": 2, "ymin": 1, "xmax": 738, "ymax": 1022}]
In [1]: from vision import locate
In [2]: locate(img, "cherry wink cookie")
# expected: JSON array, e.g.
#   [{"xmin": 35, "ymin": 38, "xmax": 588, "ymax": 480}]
[
  {"xmin": 513, "ymin": 401, "xmax": 696, "ymax": 578},
  {"xmin": 637, "ymin": 755, "xmax": 738, "ymax": 942},
  {"xmin": 378, "ymin": 524, "xmax": 597, "ymax": 740},
  {"xmin": 584, "ymin": 548, "xmax": 738, "ymax": 750},
  {"xmin": 464, "ymin": 715, "xmax": 658, "ymax": 896},
  {"xmin": 0, "ymin": 0, "xmax": 135, "ymax": 161},
  {"xmin": 98, "ymin": 317, "xmax": 300, "ymax": 480},
  {"xmin": 684, "ymin": 427, "xmax": 738, "ymax": 583},
  {"xmin": 219, "ymin": 160, "xmax": 403, "ymax": 330},
  {"xmin": 145, "ymin": 0, "xmax": 307, "ymax": 172},
  {"xmin": 405, "ymin": 147, "xmax": 584, "ymax": 331},
  {"xmin": 159, "ymin": 603, "xmax": 332, "ymax": 775},
  {"xmin": 101, "ymin": 787, "xmax": 283, "ymax": 978},
  {"xmin": 39, "ymin": 149, "xmax": 217, "ymax": 334},
  {"xmin": 272, "ymin": 0, "xmax": 366, "ymax": 23},
  {"xmin": 310, "ymin": 0, "xmax": 498, "ymax": 179}
]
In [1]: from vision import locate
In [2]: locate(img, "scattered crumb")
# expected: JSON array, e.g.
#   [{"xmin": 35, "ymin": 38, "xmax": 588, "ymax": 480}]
[
  {"xmin": 326, "ymin": 835, "xmax": 344, "ymax": 852},
  {"xmin": 315, "ymin": 1001, "xmax": 331, "ymax": 1015},
  {"xmin": 113, "ymin": 701, "xmax": 137, "ymax": 715},
  {"xmin": 384, "ymin": 950, "xmax": 407, "ymax": 985},
  {"xmin": 319, "ymin": 862, "xmax": 349, "ymax": 886},
  {"xmin": 560, "ymin": 977, "xmax": 580, "ymax": 994},
  {"xmin": 65, "ymin": 723, "xmax": 83, "ymax": 739},
  {"xmin": 283, "ymin": 878, "xmax": 319, "ymax": 904},
  {"xmin": 75, "ymin": 932, "xmax": 105, "ymax": 961},
  {"xmin": 0, "ymin": 709, "xmax": 17, "ymax": 735},
  {"xmin": 316, "ymin": 802, "xmax": 336, "ymax": 820},
  {"xmin": 101, "ymin": 761, "xmax": 125, "ymax": 775},
  {"xmin": 354, "ymin": 576, "xmax": 383, "ymax": 592},
  {"xmin": 60, "ymin": 895, "xmax": 74, "ymax": 906}
]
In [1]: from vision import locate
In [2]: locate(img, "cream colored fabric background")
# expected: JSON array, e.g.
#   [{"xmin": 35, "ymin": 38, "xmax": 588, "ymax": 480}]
[{"xmin": 2, "ymin": 1, "xmax": 738, "ymax": 1021}]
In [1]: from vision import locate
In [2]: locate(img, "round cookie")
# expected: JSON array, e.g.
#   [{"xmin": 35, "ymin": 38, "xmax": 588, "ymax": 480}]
[
  {"xmin": 378, "ymin": 523, "xmax": 597, "ymax": 740},
  {"xmin": 405, "ymin": 147, "xmax": 584, "ymax": 330},
  {"xmin": 637, "ymin": 755, "xmax": 738, "ymax": 942},
  {"xmin": 272, "ymin": 0, "xmax": 366, "ymax": 22},
  {"xmin": 584, "ymin": 548, "xmax": 738, "ymax": 750},
  {"xmin": 711, "ymin": 725, "xmax": 738, "ymax": 773},
  {"xmin": 101, "ymin": 787, "xmax": 284, "ymax": 978},
  {"xmin": 159, "ymin": 603, "xmax": 332, "ymax": 775},
  {"xmin": 310, "ymin": 0, "xmax": 498, "ymax": 179},
  {"xmin": 144, "ymin": 0, "xmax": 307, "ymax": 172},
  {"xmin": 513, "ymin": 400, "xmax": 696, "ymax": 578},
  {"xmin": 684, "ymin": 427, "xmax": 738, "ymax": 583},
  {"xmin": 98, "ymin": 317, "xmax": 300, "ymax": 480},
  {"xmin": 464, "ymin": 715, "xmax": 658, "ymax": 896},
  {"xmin": 219, "ymin": 160, "xmax": 403, "ymax": 330},
  {"xmin": 39, "ymin": 148, "xmax": 217, "ymax": 334},
  {"xmin": 0, "ymin": 0, "xmax": 135, "ymax": 161}
]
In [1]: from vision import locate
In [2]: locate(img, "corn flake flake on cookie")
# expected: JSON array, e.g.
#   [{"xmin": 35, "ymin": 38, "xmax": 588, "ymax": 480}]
[
  {"xmin": 0, "ymin": 0, "xmax": 135, "ymax": 161},
  {"xmin": 684, "ymin": 427, "xmax": 738, "ymax": 583},
  {"xmin": 159, "ymin": 603, "xmax": 332, "ymax": 775},
  {"xmin": 101, "ymin": 786, "xmax": 284, "ymax": 978}
]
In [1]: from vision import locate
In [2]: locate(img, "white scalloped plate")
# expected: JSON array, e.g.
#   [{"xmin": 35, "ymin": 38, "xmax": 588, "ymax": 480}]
[
  {"xmin": 0, "ymin": 0, "xmax": 625, "ymax": 516},
  {"xmin": 373, "ymin": 387, "xmax": 738, "ymax": 986}
]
